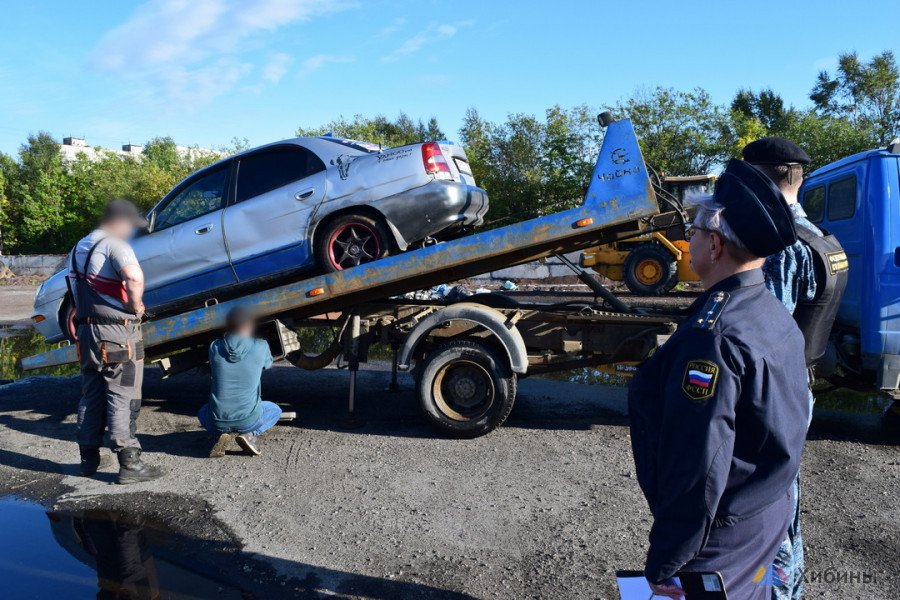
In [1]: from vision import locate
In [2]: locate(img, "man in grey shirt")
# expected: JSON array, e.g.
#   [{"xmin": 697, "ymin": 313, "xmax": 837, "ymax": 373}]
[{"xmin": 68, "ymin": 199, "xmax": 163, "ymax": 484}]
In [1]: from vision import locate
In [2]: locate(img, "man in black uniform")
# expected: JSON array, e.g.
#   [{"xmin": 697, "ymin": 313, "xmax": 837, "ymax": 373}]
[
  {"xmin": 68, "ymin": 199, "xmax": 164, "ymax": 484},
  {"xmin": 628, "ymin": 160, "xmax": 810, "ymax": 599},
  {"xmin": 743, "ymin": 137, "xmax": 849, "ymax": 600}
]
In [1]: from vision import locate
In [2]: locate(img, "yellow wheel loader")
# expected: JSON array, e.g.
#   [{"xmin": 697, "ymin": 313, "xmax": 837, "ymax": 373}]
[{"xmin": 580, "ymin": 174, "xmax": 716, "ymax": 295}]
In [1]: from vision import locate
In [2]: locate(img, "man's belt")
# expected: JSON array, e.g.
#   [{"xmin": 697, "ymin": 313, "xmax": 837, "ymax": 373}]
[{"xmin": 83, "ymin": 316, "xmax": 141, "ymax": 326}]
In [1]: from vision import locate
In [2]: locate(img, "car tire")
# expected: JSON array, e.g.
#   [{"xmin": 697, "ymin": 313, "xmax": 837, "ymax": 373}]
[
  {"xmin": 623, "ymin": 243, "xmax": 679, "ymax": 296},
  {"xmin": 417, "ymin": 340, "xmax": 517, "ymax": 438},
  {"xmin": 59, "ymin": 295, "xmax": 78, "ymax": 343},
  {"xmin": 316, "ymin": 214, "xmax": 390, "ymax": 272}
]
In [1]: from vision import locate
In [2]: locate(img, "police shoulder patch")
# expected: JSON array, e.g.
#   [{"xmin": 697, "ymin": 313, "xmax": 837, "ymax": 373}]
[
  {"xmin": 681, "ymin": 360, "xmax": 719, "ymax": 401},
  {"xmin": 693, "ymin": 291, "xmax": 731, "ymax": 330}
]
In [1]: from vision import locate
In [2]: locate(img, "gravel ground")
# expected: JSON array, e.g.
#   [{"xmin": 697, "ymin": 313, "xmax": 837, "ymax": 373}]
[{"xmin": 0, "ymin": 362, "xmax": 898, "ymax": 599}]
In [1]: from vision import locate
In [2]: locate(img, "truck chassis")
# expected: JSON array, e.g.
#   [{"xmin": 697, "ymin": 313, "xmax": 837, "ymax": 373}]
[{"xmin": 23, "ymin": 115, "xmax": 688, "ymax": 437}]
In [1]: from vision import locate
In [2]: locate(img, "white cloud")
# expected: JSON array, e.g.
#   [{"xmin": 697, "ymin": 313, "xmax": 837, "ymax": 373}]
[
  {"xmin": 157, "ymin": 58, "xmax": 254, "ymax": 106},
  {"xmin": 297, "ymin": 54, "xmax": 354, "ymax": 78},
  {"xmin": 418, "ymin": 74, "xmax": 450, "ymax": 87},
  {"xmin": 380, "ymin": 21, "xmax": 471, "ymax": 63},
  {"xmin": 88, "ymin": 0, "xmax": 349, "ymax": 108},
  {"xmin": 377, "ymin": 17, "xmax": 406, "ymax": 38},
  {"xmin": 262, "ymin": 53, "xmax": 294, "ymax": 83}
]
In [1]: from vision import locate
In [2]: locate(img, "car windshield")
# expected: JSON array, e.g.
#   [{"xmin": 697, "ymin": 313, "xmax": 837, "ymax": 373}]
[{"xmin": 318, "ymin": 137, "xmax": 386, "ymax": 153}]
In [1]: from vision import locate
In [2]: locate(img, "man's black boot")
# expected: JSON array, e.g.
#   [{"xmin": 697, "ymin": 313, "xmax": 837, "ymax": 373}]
[
  {"xmin": 79, "ymin": 445, "xmax": 102, "ymax": 477},
  {"xmin": 117, "ymin": 448, "xmax": 164, "ymax": 485}
]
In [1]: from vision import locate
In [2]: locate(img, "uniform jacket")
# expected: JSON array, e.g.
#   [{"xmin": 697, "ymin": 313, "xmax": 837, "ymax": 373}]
[
  {"xmin": 762, "ymin": 203, "xmax": 820, "ymax": 314},
  {"xmin": 628, "ymin": 269, "xmax": 810, "ymax": 584}
]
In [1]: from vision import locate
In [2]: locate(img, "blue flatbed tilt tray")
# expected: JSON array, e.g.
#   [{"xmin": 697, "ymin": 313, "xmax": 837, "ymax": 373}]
[{"xmin": 22, "ymin": 118, "xmax": 683, "ymax": 371}]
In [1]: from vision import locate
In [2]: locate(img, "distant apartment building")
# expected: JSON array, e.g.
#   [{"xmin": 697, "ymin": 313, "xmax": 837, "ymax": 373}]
[{"xmin": 60, "ymin": 136, "xmax": 223, "ymax": 162}]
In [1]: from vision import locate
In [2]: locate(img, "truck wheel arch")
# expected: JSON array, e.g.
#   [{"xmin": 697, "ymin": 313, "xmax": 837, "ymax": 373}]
[{"xmin": 397, "ymin": 303, "xmax": 528, "ymax": 375}]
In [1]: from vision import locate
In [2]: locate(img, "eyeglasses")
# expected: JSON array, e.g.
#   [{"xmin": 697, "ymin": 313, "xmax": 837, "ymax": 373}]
[{"xmin": 685, "ymin": 226, "xmax": 713, "ymax": 240}]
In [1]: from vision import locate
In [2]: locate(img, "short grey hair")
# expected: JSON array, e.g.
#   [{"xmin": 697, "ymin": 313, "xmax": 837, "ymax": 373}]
[{"xmin": 688, "ymin": 193, "xmax": 748, "ymax": 251}]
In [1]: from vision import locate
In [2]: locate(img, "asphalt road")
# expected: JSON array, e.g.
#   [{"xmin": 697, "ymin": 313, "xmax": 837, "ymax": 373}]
[
  {"xmin": 1, "ymin": 362, "xmax": 898, "ymax": 599},
  {"xmin": 0, "ymin": 284, "xmax": 39, "ymax": 323}
]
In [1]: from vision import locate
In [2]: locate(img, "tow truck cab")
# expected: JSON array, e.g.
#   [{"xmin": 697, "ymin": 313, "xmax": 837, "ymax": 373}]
[{"xmin": 801, "ymin": 141, "xmax": 900, "ymax": 392}]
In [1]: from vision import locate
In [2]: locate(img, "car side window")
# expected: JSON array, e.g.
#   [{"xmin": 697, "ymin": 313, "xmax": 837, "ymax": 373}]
[
  {"xmin": 827, "ymin": 175, "xmax": 857, "ymax": 221},
  {"xmin": 235, "ymin": 146, "xmax": 325, "ymax": 203},
  {"xmin": 802, "ymin": 185, "xmax": 826, "ymax": 223},
  {"xmin": 154, "ymin": 166, "xmax": 228, "ymax": 231}
]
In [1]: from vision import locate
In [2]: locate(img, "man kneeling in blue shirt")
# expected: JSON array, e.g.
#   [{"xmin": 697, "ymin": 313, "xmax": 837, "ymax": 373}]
[{"xmin": 198, "ymin": 306, "xmax": 282, "ymax": 457}]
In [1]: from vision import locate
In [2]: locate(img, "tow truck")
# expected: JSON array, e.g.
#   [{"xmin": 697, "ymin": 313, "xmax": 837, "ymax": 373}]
[
  {"xmin": 800, "ymin": 139, "xmax": 900, "ymax": 401},
  {"xmin": 22, "ymin": 115, "xmax": 689, "ymax": 438}
]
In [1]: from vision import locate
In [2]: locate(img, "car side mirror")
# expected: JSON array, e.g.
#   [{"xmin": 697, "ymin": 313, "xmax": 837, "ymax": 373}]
[{"xmin": 143, "ymin": 212, "xmax": 155, "ymax": 234}]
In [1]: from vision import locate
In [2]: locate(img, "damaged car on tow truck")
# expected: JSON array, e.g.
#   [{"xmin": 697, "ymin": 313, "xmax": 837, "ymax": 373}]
[{"xmin": 32, "ymin": 136, "xmax": 488, "ymax": 342}]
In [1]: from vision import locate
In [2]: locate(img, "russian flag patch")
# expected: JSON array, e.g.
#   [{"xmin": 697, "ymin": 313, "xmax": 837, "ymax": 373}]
[{"xmin": 682, "ymin": 360, "xmax": 719, "ymax": 401}]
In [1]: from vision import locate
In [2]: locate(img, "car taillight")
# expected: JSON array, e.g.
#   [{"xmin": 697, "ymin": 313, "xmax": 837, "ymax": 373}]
[{"xmin": 422, "ymin": 142, "xmax": 451, "ymax": 174}]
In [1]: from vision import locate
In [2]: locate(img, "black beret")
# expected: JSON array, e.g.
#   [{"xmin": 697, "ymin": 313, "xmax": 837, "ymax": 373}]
[
  {"xmin": 742, "ymin": 137, "xmax": 810, "ymax": 165},
  {"xmin": 713, "ymin": 159, "xmax": 797, "ymax": 257}
]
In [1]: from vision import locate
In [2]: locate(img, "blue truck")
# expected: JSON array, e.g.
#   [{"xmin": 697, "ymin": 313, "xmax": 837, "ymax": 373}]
[
  {"xmin": 21, "ymin": 115, "xmax": 687, "ymax": 438},
  {"xmin": 801, "ymin": 139, "xmax": 900, "ymax": 397}
]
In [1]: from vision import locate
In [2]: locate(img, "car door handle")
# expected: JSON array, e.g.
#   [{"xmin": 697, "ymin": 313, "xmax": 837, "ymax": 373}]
[
  {"xmin": 194, "ymin": 224, "xmax": 214, "ymax": 235},
  {"xmin": 295, "ymin": 188, "xmax": 315, "ymax": 200}
]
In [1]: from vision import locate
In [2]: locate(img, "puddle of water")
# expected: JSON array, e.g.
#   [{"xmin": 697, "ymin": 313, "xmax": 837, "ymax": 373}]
[
  {"xmin": 811, "ymin": 387, "xmax": 893, "ymax": 415},
  {"xmin": 534, "ymin": 367, "xmax": 629, "ymax": 387},
  {"xmin": 535, "ymin": 367, "xmax": 894, "ymax": 415},
  {"xmin": 0, "ymin": 323, "xmax": 388, "ymax": 381},
  {"xmin": 3, "ymin": 324, "xmax": 891, "ymax": 416},
  {"xmin": 0, "ymin": 326, "xmax": 79, "ymax": 380},
  {"xmin": 0, "ymin": 497, "xmax": 255, "ymax": 599}
]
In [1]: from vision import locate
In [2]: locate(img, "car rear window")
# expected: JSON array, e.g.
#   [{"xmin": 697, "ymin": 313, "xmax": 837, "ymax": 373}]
[
  {"xmin": 802, "ymin": 185, "xmax": 825, "ymax": 223},
  {"xmin": 827, "ymin": 175, "xmax": 857, "ymax": 221},
  {"xmin": 236, "ymin": 146, "xmax": 325, "ymax": 203}
]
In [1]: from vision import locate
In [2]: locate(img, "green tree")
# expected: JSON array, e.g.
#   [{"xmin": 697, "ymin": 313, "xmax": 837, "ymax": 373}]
[
  {"xmin": 780, "ymin": 110, "xmax": 878, "ymax": 170},
  {"xmin": 810, "ymin": 50, "xmax": 899, "ymax": 144},
  {"xmin": 130, "ymin": 137, "xmax": 220, "ymax": 211},
  {"xmin": 297, "ymin": 112, "xmax": 446, "ymax": 147},
  {"xmin": 731, "ymin": 88, "xmax": 791, "ymax": 133},
  {"xmin": 1, "ymin": 134, "xmax": 223, "ymax": 254},
  {"xmin": 459, "ymin": 105, "xmax": 602, "ymax": 223},
  {"xmin": 4, "ymin": 133, "xmax": 69, "ymax": 253},
  {"xmin": 219, "ymin": 136, "xmax": 251, "ymax": 155},
  {"xmin": 730, "ymin": 86, "xmax": 883, "ymax": 170},
  {"xmin": 617, "ymin": 87, "xmax": 732, "ymax": 176},
  {"xmin": 0, "ymin": 157, "xmax": 9, "ymax": 253}
]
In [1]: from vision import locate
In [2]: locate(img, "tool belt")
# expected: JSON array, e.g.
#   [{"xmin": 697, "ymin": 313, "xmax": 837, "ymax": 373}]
[{"xmin": 83, "ymin": 316, "xmax": 141, "ymax": 326}]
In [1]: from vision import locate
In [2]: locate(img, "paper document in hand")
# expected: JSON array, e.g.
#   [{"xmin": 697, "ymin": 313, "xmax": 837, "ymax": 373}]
[{"xmin": 615, "ymin": 572, "xmax": 683, "ymax": 599}]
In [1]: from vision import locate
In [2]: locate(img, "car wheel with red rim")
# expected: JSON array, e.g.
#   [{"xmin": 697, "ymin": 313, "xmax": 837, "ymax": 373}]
[
  {"xmin": 59, "ymin": 296, "xmax": 78, "ymax": 342},
  {"xmin": 316, "ymin": 214, "xmax": 389, "ymax": 272}
]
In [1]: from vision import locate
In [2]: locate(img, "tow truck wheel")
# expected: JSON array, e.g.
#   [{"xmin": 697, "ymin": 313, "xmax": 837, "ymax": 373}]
[
  {"xmin": 418, "ymin": 340, "xmax": 516, "ymax": 438},
  {"xmin": 316, "ymin": 214, "xmax": 389, "ymax": 272},
  {"xmin": 59, "ymin": 296, "xmax": 78, "ymax": 343},
  {"xmin": 623, "ymin": 244, "xmax": 678, "ymax": 296}
]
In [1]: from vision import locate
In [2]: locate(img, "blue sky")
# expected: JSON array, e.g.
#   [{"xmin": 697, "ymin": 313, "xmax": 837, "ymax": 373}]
[{"xmin": 0, "ymin": 0, "xmax": 897, "ymax": 155}]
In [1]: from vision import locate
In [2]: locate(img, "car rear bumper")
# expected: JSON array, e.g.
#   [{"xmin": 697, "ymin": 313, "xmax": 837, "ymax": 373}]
[
  {"xmin": 32, "ymin": 297, "xmax": 65, "ymax": 343},
  {"xmin": 374, "ymin": 180, "xmax": 489, "ymax": 250}
]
